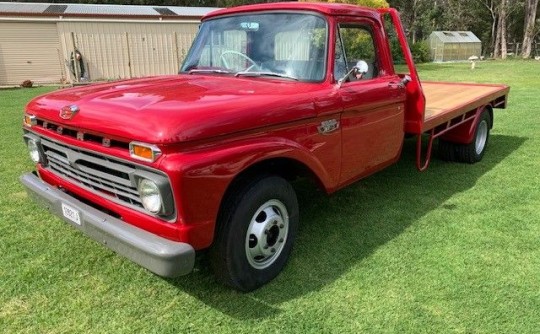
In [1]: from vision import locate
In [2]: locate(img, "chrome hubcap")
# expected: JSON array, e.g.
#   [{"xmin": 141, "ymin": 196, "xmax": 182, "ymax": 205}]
[
  {"xmin": 245, "ymin": 199, "xmax": 289, "ymax": 270},
  {"xmin": 475, "ymin": 120, "xmax": 488, "ymax": 155}
]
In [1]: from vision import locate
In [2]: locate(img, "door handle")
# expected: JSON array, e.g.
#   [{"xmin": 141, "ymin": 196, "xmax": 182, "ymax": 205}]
[
  {"xmin": 389, "ymin": 75, "xmax": 411, "ymax": 89},
  {"xmin": 388, "ymin": 81, "xmax": 404, "ymax": 89}
]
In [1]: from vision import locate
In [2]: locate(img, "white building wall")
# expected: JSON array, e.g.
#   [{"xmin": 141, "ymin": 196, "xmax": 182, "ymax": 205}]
[{"xmin": 0, "ymin": 21, "xmax": 64, "ymax": 85}]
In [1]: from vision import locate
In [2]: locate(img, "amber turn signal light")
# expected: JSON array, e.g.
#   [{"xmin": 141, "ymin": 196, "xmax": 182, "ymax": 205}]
[
  {"xmin": 23, "ymin": 114, "xmax": 37, "ymax": 127},
  {"xmin": 129, "ymin": 142, "xmax": 161, "ymax": 162}
]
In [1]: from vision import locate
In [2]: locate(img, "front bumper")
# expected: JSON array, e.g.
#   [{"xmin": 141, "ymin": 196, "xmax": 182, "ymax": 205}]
[{"xmin": 20, "ymin": 172, "xmax": 195, "ymax": 277}]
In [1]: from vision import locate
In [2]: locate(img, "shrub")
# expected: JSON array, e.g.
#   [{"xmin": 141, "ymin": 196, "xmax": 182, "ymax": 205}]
[
  {"xmin": 390, "ymin": 40, "xmax": 431, "ymax": 64},
  {"xmin": 390, "ymin": 38, "xmax": 405, "ymax": 64},
  {"xmin": 410, "ymin": 41, "xmax": 431, "ymax": 63}
]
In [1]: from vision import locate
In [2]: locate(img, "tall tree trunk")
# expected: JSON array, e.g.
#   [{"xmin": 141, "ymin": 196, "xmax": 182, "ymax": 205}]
[
  {"xmin": 493, "ymin": 0, "xmax": 508, "ymax": 58},
  {"xmin": 500, "ymin": 0, "xmax": 508, "ymax": 59},
  {"xmin": 494, "ymin": 11, "xmax": 502, "ymax": 57},
  {"xmin": 477, "ymin": 0, "xmax": 499, "ymax": 57},
  {"xmin": 522, "ymin": 0, "xmax": 539, "ymax": 58},
  {"xmin": 408, "ymin": 0, "xmax": 418, "ymax": 44},
  {"xmin": 490, "ymin": 16, "xmax": 497, "ymax": 56}
]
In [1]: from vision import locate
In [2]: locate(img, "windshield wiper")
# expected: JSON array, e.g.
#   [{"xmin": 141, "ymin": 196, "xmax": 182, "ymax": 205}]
[
  {"xmin": 188, "ymin": 69, "xmax": 233, "ymax": 75},
  {"xmin": 235, "ymin": 71, "xmax": 298, "ymax": 81}
]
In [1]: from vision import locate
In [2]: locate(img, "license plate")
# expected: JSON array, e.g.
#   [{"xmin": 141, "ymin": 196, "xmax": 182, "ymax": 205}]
[{"xmin": 61, "ymin": 203, "xmax": 81, "ymax": 225}]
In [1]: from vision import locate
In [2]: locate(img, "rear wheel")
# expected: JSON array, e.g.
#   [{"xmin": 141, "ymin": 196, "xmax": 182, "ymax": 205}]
[
  {"xmin": 210, "ymin": 176, "xmax": 299, "ymax": 292},
  {"xmin": 438, "ymin": 110, "xmax": 491, "ymax": 163},
  {"xmin": 457, "ymin": 111, "xmax": 491, "ymax": 163}
]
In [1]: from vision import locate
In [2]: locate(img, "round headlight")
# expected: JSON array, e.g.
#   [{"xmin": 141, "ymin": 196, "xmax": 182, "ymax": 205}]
[
  {"xmin": 138, "ymin": 179, "xmax": 162, "ymax": 214},
  {"xmin": 27, "ymin": 139, "xmax": 41, "ymax": 163}
]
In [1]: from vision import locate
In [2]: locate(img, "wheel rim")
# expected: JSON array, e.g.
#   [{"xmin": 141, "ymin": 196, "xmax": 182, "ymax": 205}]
[
  {"xmin": 475, "ymin": 120, "xmax": 488, "ymax": 155},
  {"xmin": 245, "ymin": 199, "xmax": 289, "ymax": 270}
]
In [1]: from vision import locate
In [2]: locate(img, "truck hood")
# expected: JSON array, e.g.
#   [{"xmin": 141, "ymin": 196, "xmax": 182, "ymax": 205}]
[{"xmin": 26, "ymin": 75, "xmax": 324, "ymax": 144}]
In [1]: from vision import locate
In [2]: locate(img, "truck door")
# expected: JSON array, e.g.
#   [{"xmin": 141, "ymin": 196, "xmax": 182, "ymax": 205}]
[{"xmin": 335, "ymin": 19, "xmax": 406, "ymax": 184}]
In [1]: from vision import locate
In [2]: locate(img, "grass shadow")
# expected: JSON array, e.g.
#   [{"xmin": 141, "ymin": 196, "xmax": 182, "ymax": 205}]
[{"xmin": 166, "ymin": 134, "xmax": 526, "ymax": 319}]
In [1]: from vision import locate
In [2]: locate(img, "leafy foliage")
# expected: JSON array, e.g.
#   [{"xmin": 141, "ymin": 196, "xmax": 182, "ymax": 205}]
[
  {"xmin": 410, "ymin": 41, "xmax": 431, "ymax": 63},
  {"xmin": 341, "ymin": 28, "xmax": 376, "ymax": 61},
  {"xmin": 390, "ymin": 38, "xmax": 405, "ymax": 64},
  {"xmin": 387, "ymin": 0, "xmax": 540, "ymax": 58},
  {"xmin": 388, "ymin": 38, "xmax": 430, "ymax": 64}
]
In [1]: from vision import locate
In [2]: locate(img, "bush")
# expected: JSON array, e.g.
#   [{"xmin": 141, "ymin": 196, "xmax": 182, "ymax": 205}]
[
  {"xmin": 410, "ymin": 41, "xmax": 431, "ymax": 63},
  {"xmin": 390, "ymin": 40, "xmax": 431, "ymax": 64},
  {"xmin": 390, "ymin": 39, "xmax": 405, "ymax": 64}
]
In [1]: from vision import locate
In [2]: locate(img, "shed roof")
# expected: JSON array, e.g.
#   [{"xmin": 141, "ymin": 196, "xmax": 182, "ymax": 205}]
[
  {"xmin": 0, "ymin": 2, "xmax": 218, "ymax": 19},
  {"xmin": 430, "ymin": 31, "xmax": 481, "ymax": 43}
]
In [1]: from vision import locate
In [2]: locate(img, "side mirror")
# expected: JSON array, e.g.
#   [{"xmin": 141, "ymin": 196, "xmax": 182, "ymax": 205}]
[
  {"xmin": 337, "ymin": 60, "xmax": 369, "ymax": 88},
  {"xmin": 401, "ymin": 74, "xmax": 412, "ymax": 86}
]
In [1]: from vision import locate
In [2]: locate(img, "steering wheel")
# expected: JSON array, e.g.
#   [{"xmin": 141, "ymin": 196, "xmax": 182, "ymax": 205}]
[{"xmin": 220, "ymin": 50, "xmax": 259, "ymax": 71}]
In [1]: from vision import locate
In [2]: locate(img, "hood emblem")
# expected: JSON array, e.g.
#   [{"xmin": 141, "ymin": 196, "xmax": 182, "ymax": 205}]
[
  {"xmin": 60, "ymin": 105, "xmax": 79, "ymax": 120},
  {"xmin": 318, "ymin": 119, "xmax": 339, "ymax": 135}
]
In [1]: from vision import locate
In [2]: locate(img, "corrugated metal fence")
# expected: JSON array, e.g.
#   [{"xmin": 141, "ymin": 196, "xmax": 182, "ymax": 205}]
[
  {"xmin": 0, "ymin": 19, "xmax": 199, "ymax": 85},
  {"xmin": 58, "ymin": 22, "xmax": 199, "ymax": 81}
]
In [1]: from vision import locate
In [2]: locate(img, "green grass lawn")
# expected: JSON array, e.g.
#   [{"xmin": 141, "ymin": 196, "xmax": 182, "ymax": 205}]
[{"xmin": 1, "ymin": 60, "xmax": 539, "ymax": 333}]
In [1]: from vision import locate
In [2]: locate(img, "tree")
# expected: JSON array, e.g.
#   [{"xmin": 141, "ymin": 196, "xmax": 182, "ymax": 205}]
[
  {"xmin": 476, "ymin": 0, "xmax": 499, "ymax": 55},
  {"xmin": 492, "ymin": 0, "xmax": 525, "ymax": 58},
  {"xmin": 493, "ymin": 0, "xmax": 507, "ymax": 58},
  {"xmin": 521, "ymin": 0, "xmax": 539, "ymax": 58},
  {"xmin": 387, "ymin": 0, "xmax": 483, "ymax": 44},
  {"xmin": 391, "ymin": 0, "xmax": 423, "ymax": 44}
]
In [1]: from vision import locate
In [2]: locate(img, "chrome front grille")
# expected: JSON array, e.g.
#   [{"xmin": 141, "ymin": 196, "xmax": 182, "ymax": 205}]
[{"xmin": 40, "ymin": 137, "xmax": 144, "ymax": 209}]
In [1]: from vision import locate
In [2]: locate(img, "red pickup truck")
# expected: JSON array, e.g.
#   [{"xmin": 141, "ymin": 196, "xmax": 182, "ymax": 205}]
[{"xmin": 21, "ymin": 3, "xmax": 509, "ymax": 291}]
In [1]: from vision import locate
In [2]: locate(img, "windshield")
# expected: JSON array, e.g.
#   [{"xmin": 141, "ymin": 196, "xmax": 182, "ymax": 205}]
[{"xmin": 181, "ymin": 13, "xmax": 328, "ymax": 82}]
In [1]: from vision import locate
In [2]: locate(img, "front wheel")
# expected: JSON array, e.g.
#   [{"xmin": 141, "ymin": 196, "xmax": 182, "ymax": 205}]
[{"xmin": 210, "ymin": 176, "xmax": 299, "ymax": 292}]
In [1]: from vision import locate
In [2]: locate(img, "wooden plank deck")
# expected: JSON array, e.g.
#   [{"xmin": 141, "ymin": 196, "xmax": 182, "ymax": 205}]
[{"xmin": 422, "ymin": 81, "xmax": 509, "ymax": 131}]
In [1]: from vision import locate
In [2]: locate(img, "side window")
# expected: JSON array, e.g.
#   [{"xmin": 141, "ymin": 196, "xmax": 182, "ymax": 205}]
[{"xmin": 334, "ymin": 24, "xmax": 378, "ymax": 82}]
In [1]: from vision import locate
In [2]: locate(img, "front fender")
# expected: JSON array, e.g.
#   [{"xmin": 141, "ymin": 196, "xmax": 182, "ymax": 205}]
[{"xmin": 159, "ymin": 136, "xmax": 338, "ymax": 249}]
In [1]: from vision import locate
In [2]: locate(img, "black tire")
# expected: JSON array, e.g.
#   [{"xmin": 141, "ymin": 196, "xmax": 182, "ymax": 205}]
[
  {"xmin": 456, "ymin": 111, "xmax": 491, "ymax": 163},
  {"xmin": 437, "ymin": 138, "xmax": 457, "ymax": 162},
  {"xmin": 210, "ymin": 176, "xmax": 299, "ymax": 292}
]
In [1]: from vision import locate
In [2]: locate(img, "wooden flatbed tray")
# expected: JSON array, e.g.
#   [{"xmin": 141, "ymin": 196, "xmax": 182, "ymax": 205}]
[{"xmin": 422, "ymin": 81, "xmax": 509, "ymax": 131}]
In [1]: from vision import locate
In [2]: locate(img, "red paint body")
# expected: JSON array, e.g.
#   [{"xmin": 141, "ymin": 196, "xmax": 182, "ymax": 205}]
[{"xmin": 23, "ymin": 3, "xmax": 509, "ymax": 250}]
